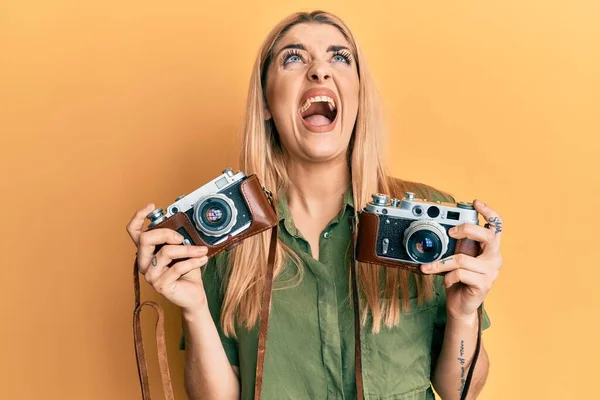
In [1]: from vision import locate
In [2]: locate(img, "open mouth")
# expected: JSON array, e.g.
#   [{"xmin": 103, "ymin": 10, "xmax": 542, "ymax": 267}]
[{"xmin": 298, "ymin": 89, "xmax": 339, "ymax": 132}]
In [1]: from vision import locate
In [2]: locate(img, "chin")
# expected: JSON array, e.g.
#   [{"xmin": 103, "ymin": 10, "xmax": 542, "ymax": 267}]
[{"xmin": 297, "ymin": 144, "xmax": 348, "ymax": 163}]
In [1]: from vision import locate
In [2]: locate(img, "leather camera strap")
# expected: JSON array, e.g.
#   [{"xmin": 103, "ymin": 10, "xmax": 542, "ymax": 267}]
[
  {"xmin": 349, "ymin": 217, "xmax": 483, "ymax": 400},
  {"xmin": 133, "ymin": 259, "xmax": 174, "ymax": 400},
  {"xmin": 133, "ymin": 223, "xmax": 278, "ymax": 399},
  {"xmin": 253, "ymin": 224, "xmax": 278, "ymax": 399}
]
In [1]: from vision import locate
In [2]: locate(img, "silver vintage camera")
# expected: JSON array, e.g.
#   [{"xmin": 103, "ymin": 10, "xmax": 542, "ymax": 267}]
[
  {"xmin": 146, "ymin": 168, "xmax": 253, "ymax": 246},
  {"xmin": 361, "ymin": 192, "xmax": 479, "ymax": 264}
]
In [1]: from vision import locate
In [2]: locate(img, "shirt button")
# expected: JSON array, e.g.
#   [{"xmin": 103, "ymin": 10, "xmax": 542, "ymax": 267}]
[{"xmin": 323, "ymin": 231, "xmax": 330, "ymax": 239}]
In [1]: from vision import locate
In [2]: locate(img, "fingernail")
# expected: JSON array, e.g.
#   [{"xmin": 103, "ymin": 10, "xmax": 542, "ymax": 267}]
[
  {"xmin": 475, "ymin": 199, "xmax": 485, "ymax": 207},
  {"xmin": 421, "ymin": 264, "xmax": 432, "ymax": 272},
  {"xmin": 449, "ymin": 227, "xmax": 457, "ymax": 234}
]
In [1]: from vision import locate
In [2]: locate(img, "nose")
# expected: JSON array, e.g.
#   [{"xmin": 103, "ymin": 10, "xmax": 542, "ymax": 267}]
[{"xmin": 307, "ymin": 61, "xmax": 331, "ymax": 83}]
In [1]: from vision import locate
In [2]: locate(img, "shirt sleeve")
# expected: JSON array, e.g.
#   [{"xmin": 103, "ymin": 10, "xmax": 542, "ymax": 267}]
[
  {"xmin": 430, "ymin": 275, "xmax": 491, "ymax": 372},
  {"xmin": 178, "ymin": 253, "xmax": 239, "ymax": 367}
]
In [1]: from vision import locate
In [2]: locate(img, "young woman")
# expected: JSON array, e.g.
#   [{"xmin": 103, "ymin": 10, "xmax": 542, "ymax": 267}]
[{"xmin": 126, "ymin": 10, "xmax": 503, "ymax": 400}]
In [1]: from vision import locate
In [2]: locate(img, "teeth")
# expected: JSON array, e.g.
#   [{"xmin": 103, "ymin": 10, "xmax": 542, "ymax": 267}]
[
  {"xmin": 300, "ymin": 99, "xmax": 311, "ymax": 113},
  {"xmin": 300, "ymin": 95, "xmax": 337, "ymax": 114}
]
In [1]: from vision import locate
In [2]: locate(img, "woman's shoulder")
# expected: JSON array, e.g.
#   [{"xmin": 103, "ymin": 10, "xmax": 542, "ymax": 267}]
[{"xmin": 386, "ymin": 176, "xmax": 456, "ymax": 204}]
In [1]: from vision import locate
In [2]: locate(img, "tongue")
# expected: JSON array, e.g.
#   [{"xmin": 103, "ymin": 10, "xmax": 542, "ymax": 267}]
[{"xmin": 304, "ymin": 114, "xmax": 332, "ymax": 126}]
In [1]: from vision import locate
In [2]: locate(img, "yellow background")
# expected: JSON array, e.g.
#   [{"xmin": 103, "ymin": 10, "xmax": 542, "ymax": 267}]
[{"xmin": 1, "ymin": 0, "xmax": 598, "ymax": 399}]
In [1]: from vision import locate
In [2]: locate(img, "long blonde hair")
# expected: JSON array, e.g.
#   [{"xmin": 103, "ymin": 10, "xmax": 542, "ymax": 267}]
[{"xmin": 221, "ymin": 10, "xmax": 435, "ymax": 336}]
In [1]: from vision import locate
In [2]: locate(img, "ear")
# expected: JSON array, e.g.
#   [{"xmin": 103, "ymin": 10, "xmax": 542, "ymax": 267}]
[{"xmin": 264, "ymin": 107, "xmax": 272, "ymax": 121}]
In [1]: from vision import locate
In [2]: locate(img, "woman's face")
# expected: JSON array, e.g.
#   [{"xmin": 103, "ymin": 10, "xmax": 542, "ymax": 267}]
[{"xmin": 264, "ymin": 23, "xmax": 359, "ymax": 164}]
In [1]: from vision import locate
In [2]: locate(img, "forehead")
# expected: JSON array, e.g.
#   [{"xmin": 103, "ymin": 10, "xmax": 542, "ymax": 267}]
[{"xmin": 275, "ymin": 23, "xmax": 351, "ymax": 52}]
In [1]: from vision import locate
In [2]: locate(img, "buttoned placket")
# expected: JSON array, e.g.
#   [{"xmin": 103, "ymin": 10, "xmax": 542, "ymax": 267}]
[{"xmin": 279, "ymin": 218, "xmax": 347, "ymax": 399}]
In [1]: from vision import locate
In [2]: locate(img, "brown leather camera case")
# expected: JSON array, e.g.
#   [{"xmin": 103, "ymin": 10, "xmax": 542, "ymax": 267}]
[
  {"xmin": 355, "ymin": 211, "xmax": 481, "ymax": 273},
  {"xmin": 147, "ymin": 174, "xmax": 278, "ymax": 257}
]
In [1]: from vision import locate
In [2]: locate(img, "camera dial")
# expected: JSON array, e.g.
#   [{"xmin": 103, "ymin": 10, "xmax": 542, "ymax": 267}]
[
  {"xmin": 403, "ymin": 220, "xmax": 449, "ymax": 264},
  {"xmin": 372, "ymin": 194, "xmax": 389, "ymax": 206},
  {"xmin": 147, "ymin": 208, "xmax": 167, "ymax": 228},
  {"xmin": 457, "ymin": 202, "xmax": 474, "ymax": 210}
]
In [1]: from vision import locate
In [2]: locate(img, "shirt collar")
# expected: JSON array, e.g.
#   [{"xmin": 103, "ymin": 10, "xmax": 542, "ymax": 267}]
[{"xmin": 277, "ymin": 185, "xmax": 354, "ymax": 237}]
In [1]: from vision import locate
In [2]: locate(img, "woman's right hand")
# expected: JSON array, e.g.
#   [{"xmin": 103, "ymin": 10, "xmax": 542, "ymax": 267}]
[{"xmin": 126, "ymin": 203, "xmax": 209, "ymax": 311}]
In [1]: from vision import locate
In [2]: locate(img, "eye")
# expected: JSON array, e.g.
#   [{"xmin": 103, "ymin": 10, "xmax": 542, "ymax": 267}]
[
  {"xmin": 281, "ymin": 50, "xmax": 305, "ymax": 66},
  {"xmin": 332, "ymin": 50, "xmax": 353, "ymax": 65}
]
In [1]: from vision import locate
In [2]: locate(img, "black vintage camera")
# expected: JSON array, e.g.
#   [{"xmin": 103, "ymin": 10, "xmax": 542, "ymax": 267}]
[{"xmin": 356, "ymin": 192, "xmax": 480, "ymax": 270}]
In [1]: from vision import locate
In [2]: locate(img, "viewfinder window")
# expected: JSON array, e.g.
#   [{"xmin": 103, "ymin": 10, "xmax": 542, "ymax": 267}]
[
  {"xmin": 215, "ymin": 177, "xmax": 229, "ymax": 189},
  {"xmin": 447, "ymin": 211, "xmax": 460, "ymax": 220}
]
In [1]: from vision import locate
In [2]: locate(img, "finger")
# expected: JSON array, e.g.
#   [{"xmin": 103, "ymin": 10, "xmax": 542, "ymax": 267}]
[
  {"xmin": 137, "ymin": 229, "xmax": 186, "ymax": 274},
  {"xmin": 443, "ymin": 268, "xmax": 492, "ymax": 293},
  {"xmin": 155, "ymin": 245, "xmax": 208, "ymax": 265},
  {"xmin": 144, "ymin": 246, "xmax": 207, "ymax": 283},
  {"xmin": 473, "ymin": 199, "xmax": 503, "ymax": 238},
  {"xmin": 449, "ymin": 223, "xmax": 497, "ymax": 249},
  {"xmin": 421, "ymin": 253, "xmax": 487, "ymax": 275},
  {"xmin": 126, "ymin": 203, "xmax": 155, "ymax": 245},
  {"xmin": 153, "ymin": 256, "xmax": 209, "ymax": 294},
  {"xmin": 144, "ymin": 254, "xmax": 169, "ymax": 285}
]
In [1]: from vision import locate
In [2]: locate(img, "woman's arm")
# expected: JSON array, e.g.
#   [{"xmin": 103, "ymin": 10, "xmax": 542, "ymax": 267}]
[
  {"xmin": 422, "ymin": 199, "xmax": 503, "ymax": 399},
  {"xmin": 182, "ymin": 306, "xmax": 240, "ymax": 400},
  {"xmin": 431, "ymin": 313, "xmax": 489, "ymax": 399}
]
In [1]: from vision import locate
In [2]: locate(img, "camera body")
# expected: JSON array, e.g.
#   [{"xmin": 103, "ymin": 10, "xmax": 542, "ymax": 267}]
[
  {"xmin": 146, "ymin": 168, "xmax": 277, "ymax": 257},
  {"xmin": 356, "ymin": 192, "xmax": 481, "ymax": 272}
]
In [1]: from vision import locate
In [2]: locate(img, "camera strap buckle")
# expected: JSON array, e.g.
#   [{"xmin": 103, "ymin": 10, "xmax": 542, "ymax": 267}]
[{"xmin": 263, "ymin": 188, "xmax": 274, "ymax": 203}]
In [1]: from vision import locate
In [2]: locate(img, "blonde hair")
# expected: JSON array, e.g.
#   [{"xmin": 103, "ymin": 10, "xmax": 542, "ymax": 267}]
[{"xmin": 220, "ymin": 10, "xmax": 435, "ymax": 336}]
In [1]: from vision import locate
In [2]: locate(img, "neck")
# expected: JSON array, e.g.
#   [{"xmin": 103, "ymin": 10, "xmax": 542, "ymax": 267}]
[{"xmin": 285, "ymin": 157, "xmax": 351, "ymax": 219}]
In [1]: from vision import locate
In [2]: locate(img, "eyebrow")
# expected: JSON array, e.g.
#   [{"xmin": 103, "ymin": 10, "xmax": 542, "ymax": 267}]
[{"xmin": 276, "ymin": 43, "xmax": 350, "ymax": 55}]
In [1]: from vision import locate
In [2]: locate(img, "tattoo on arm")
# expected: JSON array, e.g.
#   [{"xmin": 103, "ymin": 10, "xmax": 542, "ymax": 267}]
[
  {"xmin": 441, "ymin": 257, "xmax": 453, "ymax": 265},
  {"xmin": 458, "ymin": 340, "xmax": 466, "ymax": 395}
]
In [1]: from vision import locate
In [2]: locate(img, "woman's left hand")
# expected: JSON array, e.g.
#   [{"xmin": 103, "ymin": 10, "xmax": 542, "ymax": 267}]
[{"xmin": 420, "ymin": 199, "xmax": 503, "ymax": 320}]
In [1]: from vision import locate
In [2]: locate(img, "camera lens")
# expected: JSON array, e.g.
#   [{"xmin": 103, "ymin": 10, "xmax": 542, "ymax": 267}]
[
  {"xmin": 406, "ymin": 231, "xmax": 442, "ymax": 263},
  {"xmin": 199, "ymin": 199, "xmax": 230, "ymax": 229},
  {"xmin": 403, "ymin": 220, "xmax": 449, "ymax": 264},
  {"xmin": 193, "ymin": 194, "xmax": 237, "ymax": 237},
  {"xmin": 204, "ymin": 204, "xmax": 224, "ymax": 223}
]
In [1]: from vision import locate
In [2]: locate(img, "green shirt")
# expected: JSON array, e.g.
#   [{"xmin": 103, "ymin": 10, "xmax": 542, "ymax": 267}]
[{"xmin": 181, "ymin": 184, "xmax": 491, "ymax": 400}]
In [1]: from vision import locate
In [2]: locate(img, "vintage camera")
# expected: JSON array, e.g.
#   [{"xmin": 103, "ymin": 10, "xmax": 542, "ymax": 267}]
[
  {"xmin": 146, "ymin": 167, "xmax": 277, "ymax": 256},
  {"xmin": 355, "ymin": 192, "xmax": 481, "ymax": 271}
]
